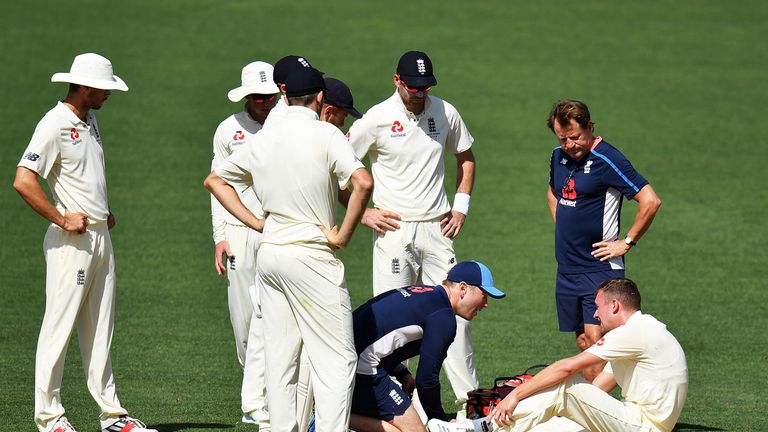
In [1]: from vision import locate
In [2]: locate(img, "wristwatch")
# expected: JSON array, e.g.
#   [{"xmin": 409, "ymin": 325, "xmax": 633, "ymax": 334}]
[{"xmin": 624, "ymin": 237, "xmax": 637, "ymax": 247}]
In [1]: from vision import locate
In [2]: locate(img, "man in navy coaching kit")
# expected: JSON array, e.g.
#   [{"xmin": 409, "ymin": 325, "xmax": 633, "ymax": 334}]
[
  {"xmin": 546, "ymin": 100, "xmax": 661, "ymax": 380},
  {"xmin": 349, "ymin": 261, "xmax": 505, "ymax": 432}
]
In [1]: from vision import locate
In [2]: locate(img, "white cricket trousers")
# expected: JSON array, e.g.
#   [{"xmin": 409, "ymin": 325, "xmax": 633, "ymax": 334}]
[
  {"xmin": 372, "ymin": 219, "xmax": 478, "ymax": 404},
  {"xmin": 257, "ymin": 244, "xmax": 356, "ymax": 432},
  {"xmin": 496, "ymin": 376, "xmax": 653, "ymax": 432},
  {"xmin": 35, "ymin": 222, "xmax": 128, "ymax": 432},
  {"xmin": 224, "ymin": 223, "xmax": 268, "ymax": 414}
]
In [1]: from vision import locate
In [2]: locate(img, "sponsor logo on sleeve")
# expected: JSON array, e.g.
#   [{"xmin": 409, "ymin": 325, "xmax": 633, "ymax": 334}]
[{"xmin": 24, "ymin": 152, "xmax": 40, "ymax": 162}]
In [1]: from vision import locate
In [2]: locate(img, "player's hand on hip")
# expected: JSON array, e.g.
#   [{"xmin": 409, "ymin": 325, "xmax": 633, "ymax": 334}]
[
  {"xmin": 361, "ymin": 208, "xmax": 401, "ymax": 234},
  {"xmin": 107, "ymin": 212, "xmax": 116, "ymax": 230},
  {"xmin": 440, "ymin": 210, "xmax": 465, "ymax": 239},
  {"xmin": 62, "ymin": 210, "xmax": 88, "ymax": 234},
  {"xmin": 591, "ymin": 239, "xmax": 631, "ymax": 261},
  {"xmin": 318, "ymin": 224, "xmax": 347, "ymax": 250},
  {"xmin": 488, "ymin": 393, "xmax": 519, "ymax": 427},
  {"xmin": 214, "ymin": 240, "xmax": 233, "ymax": 275}
]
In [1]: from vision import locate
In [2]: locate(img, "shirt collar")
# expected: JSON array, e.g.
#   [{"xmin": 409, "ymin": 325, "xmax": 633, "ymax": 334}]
[
  {"xmin": 285, "ymin": 105, "xmax": 320, "ymax": 120},
  {"xmin": 55, "ymin": 101, "xmax": 88, "ymax": 126}
]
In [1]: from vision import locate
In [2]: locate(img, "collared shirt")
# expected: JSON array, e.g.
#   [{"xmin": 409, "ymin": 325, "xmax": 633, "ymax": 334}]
[
  {"xmin": 210, "ymin": 110, "xmax": 265, "ymax": 242},
  {"xmin": 262, "ymin": 96, "xmax": 289, "ymax": 128},
  {"xmin": 348, "ymin": 92, "xmax": 473, "ymax": 221},
  {"xmin": 215, "ymin": 106, "xmax": 364, "ymax": 254},
  {"xmin": 549, "ymin": 138, "xmax": 649, "ymax": 273},
  {"xmin": 18, "ymin": 102, "xmax": 110, "ymax": 223},
  {"xmin": 353, "ymin": 285, "xmax": 456, "ymax": 421},
  {"xmin": 587, "ymin": 311, "xmax": 688, "ymax": 432}
]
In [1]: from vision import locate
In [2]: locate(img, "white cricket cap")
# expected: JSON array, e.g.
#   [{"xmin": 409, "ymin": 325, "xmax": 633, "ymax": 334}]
[
  {"xmin": 51, "ymin": 53, "xmax": 128, "ymax": 91},
  {"xmin": 227, "ymin": 61, "xmax": 280, "ymax": 102}
]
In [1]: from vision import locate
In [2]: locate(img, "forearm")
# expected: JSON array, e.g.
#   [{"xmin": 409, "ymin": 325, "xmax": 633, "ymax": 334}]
[
  {"xmin": 509, "ymin": 359, "xmax": 576, "ymax": 402},
  {"xmin": 13, "ymin": 169, "xmax": 65, "ymax": 227},
  {"xmin": 211, "ymin": 194, "xmax": 228, "ymax": 243},
  {"xmin": 455, "ymin": 151, "xmax": 475, "ymax": 194},
  {"xmin": 204, "ymin": 172, "xmax": 261, "ymax": 231},
  {"xmin": 337, "ymin": 181, "xmax": 371, "ymax": 245},
  {"xmin": 627, "ymin": 185, "xmax": 661, "ymax": 241}
]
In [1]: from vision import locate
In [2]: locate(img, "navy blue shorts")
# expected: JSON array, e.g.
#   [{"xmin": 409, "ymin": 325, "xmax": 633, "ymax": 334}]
[
  {"xmin": 351, "ymin": 373, "xmax": 410, "ymax": 421},
  {"xmin": 556, "ymin": 270, "xmax": 624, "ymax": 332}
]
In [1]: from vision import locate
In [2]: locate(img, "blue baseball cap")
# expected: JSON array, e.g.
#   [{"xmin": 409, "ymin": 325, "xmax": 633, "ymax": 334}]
[{"xmin": 447, "ymin": 261, "xmax": 505, "ymax": 299}]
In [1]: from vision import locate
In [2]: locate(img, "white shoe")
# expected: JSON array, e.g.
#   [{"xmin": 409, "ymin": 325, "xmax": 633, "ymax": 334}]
[
  {"xmin": 50, "ymin": 416, "xmax": 78, "ymax": 432},
  {"xmin": 242, "ymin": 409, "xmax": 271, "ymax": 431},
  {"xmin": 101, "ymin": 416, "xmax": 157, "ymax": 432},
  {"xmin": 427, "ymin": 418, "xmax": 475, "ymax": 432}
]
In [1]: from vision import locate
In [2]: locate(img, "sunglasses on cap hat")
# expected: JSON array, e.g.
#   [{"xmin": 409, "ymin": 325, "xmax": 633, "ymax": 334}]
[{"xmin": 396, "ymin": 75, "xmax": 431, "ymax": 94}]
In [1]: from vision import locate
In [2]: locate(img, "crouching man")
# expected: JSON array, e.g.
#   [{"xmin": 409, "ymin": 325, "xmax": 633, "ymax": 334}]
[{"xmin": 350, "ymin": 261, "xmax": 505, "ymax": 432}]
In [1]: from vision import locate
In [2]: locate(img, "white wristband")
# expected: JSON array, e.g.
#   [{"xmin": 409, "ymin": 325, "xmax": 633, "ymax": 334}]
[{"xmin": 452, "ymin": 193, "xmax": 471, "ymax": 215}]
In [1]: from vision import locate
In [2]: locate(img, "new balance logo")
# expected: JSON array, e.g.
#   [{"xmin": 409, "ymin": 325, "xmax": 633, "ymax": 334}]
[
  {"xmin": 389, "ymin": 389, "xmax": 404, "ymax": 405},
  {"xmin": 259, "ymin": 71, "xmax": 267, "ymax": 82},
  {"xmin": 76, "ymin": 269, "xmax": 85, "ymax": 286},
  {"xmin": 428, "ymin": 117, "xmax": 436, "ymax": 133},
  {"xmin": 24, "ymin": 152, "xmax": 40, "ymax": 161},
  {"xmin": 391, "ymin": 258, "xmax": 400, "ymax": 274},
  {"xmin": 449, "ymin": 257, "xmax": 455, "ymax": 265},
  {"xmin": 229, "ymin": 256, "xmax": 236, "ymax": 271},
  {"xmin": 560, "ymin": 158, "xmax": 568, "ymax": 165}
]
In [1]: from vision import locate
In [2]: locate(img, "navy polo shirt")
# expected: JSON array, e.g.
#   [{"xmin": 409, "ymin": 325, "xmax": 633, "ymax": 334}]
[
  {"xmin": 549, "ymin": 138, "xmax": 649, "ymax": 274},
  {"xmin": 353, "ymin": 285, "xmax": 456, "ymax": 421}
]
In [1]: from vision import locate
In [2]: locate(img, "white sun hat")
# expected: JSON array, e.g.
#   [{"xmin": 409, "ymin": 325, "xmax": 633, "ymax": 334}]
[
  {"xmin": 51, "ymin": 53, "xmax": 128, "ymax": 91},
  {"xmin": 227, "ymin": 61, "xmax": 280, "ymax": 102}
]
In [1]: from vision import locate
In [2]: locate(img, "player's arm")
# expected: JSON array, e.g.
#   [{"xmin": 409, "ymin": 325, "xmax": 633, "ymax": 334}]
[
  {"xmin": 210, "ymin": 130, "xmax": 233, "ymax": 275},
  {"xmin": 591, "ymin": 370, "xmax": 617, "ymax": 393},
  {"xmin": 547, "ymin": 185, "xmax": 557, "ymax": 224},
  {"xmin": 320, "ymin": 167, "xmax": 373, "ymax": 249},
  {"xmin": 489, "ymin": 351, "xmax": 603, "ymax": 427},
  {"xmin": 441, "ymin": 148, "xmax": 475, "ymax": 239},
  {"xmin": 13, "ymin": 166, "xmax": 87, "ymax": 233},
  {"xmin": 591, "ymin": 183, "xmax": 661, "ymax": 261},
  {"xmin": 204, "ymin": 171, "xmax": 264, "ymax": 232}
]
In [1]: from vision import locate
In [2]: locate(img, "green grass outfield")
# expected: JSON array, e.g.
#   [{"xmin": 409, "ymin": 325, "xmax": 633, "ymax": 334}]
[{"xmin": 1, "ymin": 1, "xmax": 766, "ymax": 431}]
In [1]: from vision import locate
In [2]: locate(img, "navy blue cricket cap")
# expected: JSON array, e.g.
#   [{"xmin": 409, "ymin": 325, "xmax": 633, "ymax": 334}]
[
  {"xmin": 284, "ymin": 67, "xmax": 326, "ymax": 98},
  {"xmin": 273, "ymin": 55, "xmax": 321, "ymax": 85},
  {"xmin": 447, "ymin": 261, "xmax": 505, "ymax": 299},
  {"xmin": 324, "ymin": 77, "xmax": 362, "ymax": 119},
  {"xmin": 397, "ymin": 50, "xmax": 437, "ymax": 87}
]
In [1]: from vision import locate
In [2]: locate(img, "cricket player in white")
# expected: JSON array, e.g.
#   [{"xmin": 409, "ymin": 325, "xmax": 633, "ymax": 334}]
[
  {"xmin": 205, "ymin": 67, "xmax": 373, "ymax": 432},
  {"xmin": 347, "ymin": 50, "xmax": 478, "ymax": 410},
  {"xmin": 13, "ymin": 53, "xmax": 156, "ymax": 432},
  {"xmin": 210, "ymin": 61, "xmax": 279, "ymax": 428},
  {"xmin": 472, "ymin": 278, "xmax": 688, "ymax": 432}
]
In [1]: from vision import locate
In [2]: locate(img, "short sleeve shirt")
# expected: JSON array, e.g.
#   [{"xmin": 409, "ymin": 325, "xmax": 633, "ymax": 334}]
[
  {"xmin": 587, "ymin": 312, "xmax": 688, "ymax": 432},
  {"xmin": 18, "ymin": 102, "xmax": 110, "ymax": 223},
  {"xmin": 215, "ymin": 106, "xmax": 363, "ymax": 254},
  {"xmin": 211, "ymin": 111, "xmax": 265, "ymax": 228},
  {"xmin": 549, "ymin": 138, "xmax": 649, "ymax": 273},
  {"xmin": 347, "ymin": 92, "xmax": 473, "ymax": 221}
]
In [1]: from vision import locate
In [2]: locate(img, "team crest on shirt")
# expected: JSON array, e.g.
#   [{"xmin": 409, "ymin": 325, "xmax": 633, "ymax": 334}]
[
  {"xmin": 584, "ymin": 160, "xmax": 593, "ymax": 174},
  {"xmin": 391, "ymin": 258, "xmax": 401, "ymax": 274},
  {"xmin": 426, "ymin": 117, "xmax": 439, "ymax": 138},
  {"xmin": 389, "ymin": 389, "xmax": 405, "ymax": 405},
  {"xmin": 76, "ymin": 269, "xmax": 85, "ymax": 286},
  {"xmin": 390, "ymin": 121, "xmax": 406, "ymax": 138}
]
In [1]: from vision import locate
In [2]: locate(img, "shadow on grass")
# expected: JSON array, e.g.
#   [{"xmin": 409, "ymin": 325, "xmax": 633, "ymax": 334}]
[
  {"xmin": 673, "ymin": 424, "xmax": 725, "ymax": 431},
  {"xmin": 153, "ymin": 423, "xmax": 234, "ymax": 431}
]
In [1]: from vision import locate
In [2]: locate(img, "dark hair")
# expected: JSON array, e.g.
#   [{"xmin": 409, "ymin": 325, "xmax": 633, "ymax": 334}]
[
  {"xmin": 595, "ymin": 278, "xmax": 641, "ymax": 311},
  {"xmin": 547, "ymin": 99, "xmax": 592, "ymax": 132},
  {"xmin": 68, "ymin": 83, "xmax": 82, "ymax": 93},
  {"xmin": 287, "ymin": 92, "xmax": 319, "ymax": 107}
]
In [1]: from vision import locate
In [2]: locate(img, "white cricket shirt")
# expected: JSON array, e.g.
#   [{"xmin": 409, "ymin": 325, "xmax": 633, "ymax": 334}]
[
  {"xmin": 18, "ymin": 102, "xmax": 110, "ymax": 223},
  {"xmin": 587, "ymin": 311, "xmax": 688, "ymax": 432},
  {"xmin": 211, "ymin": 110, "xmax": 265, "ymax": 242},
  {"xmin": 262, "ymin": 96, "xmax": 288, "ymax": 128},
  {"xmin": 347, "ymin": 92, "xmax": 473, "ymax": 221},
  {"xmin": 215, "ymin": 106, "xmax": 364, "ymax": 254}
]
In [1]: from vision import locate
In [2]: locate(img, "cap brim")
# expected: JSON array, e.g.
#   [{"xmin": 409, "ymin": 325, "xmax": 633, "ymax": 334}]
[
  {"xmin": 400, "ymin": 75, "xmax": 437, "ymax": 88},
  {"xmin": 227, "ymin": 84, "xmax": 280, "ymax": 102},
  {"xmin": 51, "ymin": 73, "xmax": 129, "ymax": 91},
  {"xmin": 346, "ymin": 107, "xmax": 362, "ymax": 119},
  {"xmin": 480, "ymin": 285, "xmax": 506, "ymax": 299}
]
